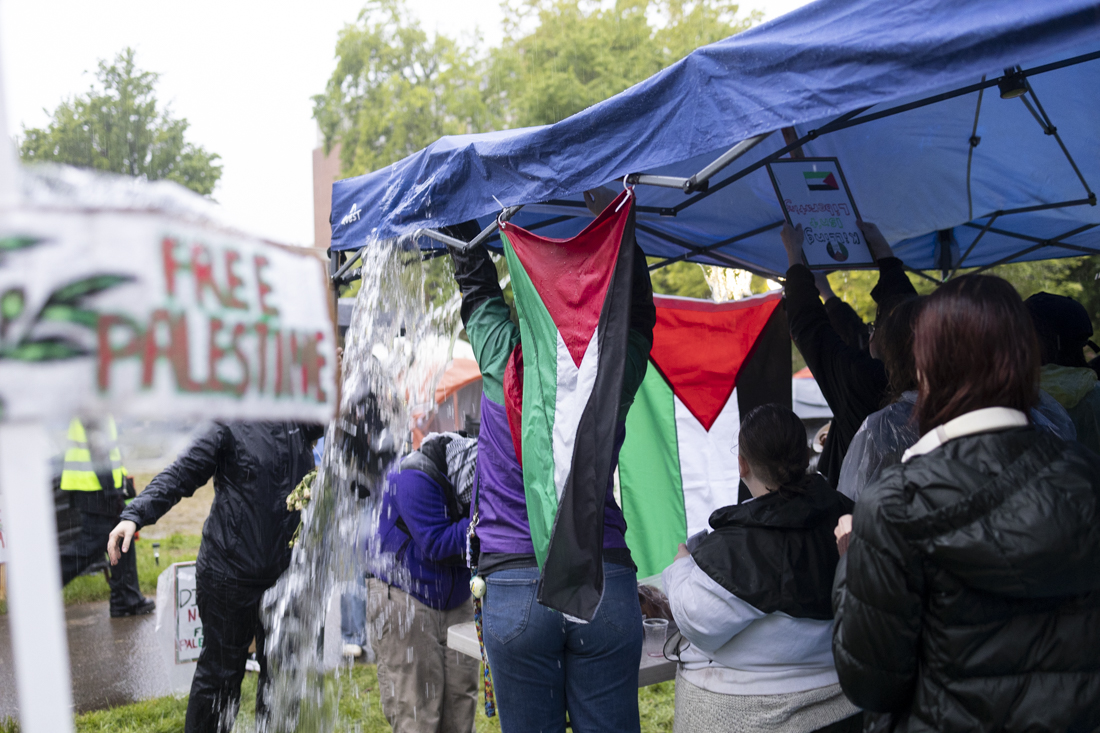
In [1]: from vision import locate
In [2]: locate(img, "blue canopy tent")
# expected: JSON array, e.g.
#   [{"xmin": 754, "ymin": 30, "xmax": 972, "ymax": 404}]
[{"xmin": 328, "ymin": 0, "xmax": 1100, "ymax": 282}]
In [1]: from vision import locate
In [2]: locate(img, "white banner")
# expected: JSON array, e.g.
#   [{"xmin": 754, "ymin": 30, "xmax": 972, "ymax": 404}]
[{"xmin": 0, "ymin": 209, "xmax": 337, "ymax": 423}]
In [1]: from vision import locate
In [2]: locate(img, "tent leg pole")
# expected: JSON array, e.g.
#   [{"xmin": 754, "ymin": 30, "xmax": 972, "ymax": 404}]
[{"xmin": 0, "ymin": 421, "xmax": 75, "ymax": 733}]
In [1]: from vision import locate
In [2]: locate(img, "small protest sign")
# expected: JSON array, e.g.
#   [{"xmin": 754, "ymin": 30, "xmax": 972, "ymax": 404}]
[
  {"xmin": 766, "ymin": 158, "xmax": 874, "ymax": 268},
  {"xmin": 174, "ymin": 562, "xmax": 202, "ymax": 664}
]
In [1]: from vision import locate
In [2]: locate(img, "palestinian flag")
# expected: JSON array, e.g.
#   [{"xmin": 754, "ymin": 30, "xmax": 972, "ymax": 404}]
[
  {"xmin": 500, "ymin": 190, "xmax": 636, "ymax": 621},
  {"xmin": 618, "ymin": 291, "xmax": 790, "ymax": 579},
  {"xmin": 804, "ymin": 170, "xmax": 839, "ymax": 191}
]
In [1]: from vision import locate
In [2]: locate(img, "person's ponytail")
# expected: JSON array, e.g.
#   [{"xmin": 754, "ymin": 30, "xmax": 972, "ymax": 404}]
[{"xmin": 738, "ymin": 404, "xmax": 812, "ymax": 497}]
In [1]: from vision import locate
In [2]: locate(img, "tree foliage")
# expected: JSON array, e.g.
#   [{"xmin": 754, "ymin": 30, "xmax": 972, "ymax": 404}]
[
  {"xmin": 314, "ymin": 0, "xmax": 500, "ymax": 178},
  {"xmin": 826, "ymin": 255, "xmax": 1100, "ymax": 332},
  {"xmin": 314, "ymin": 0, "xmax": 757, "ymax": 177},
  {"xmin": 19, "ymin": 49, "xmax": 222, "ymax": 196}
]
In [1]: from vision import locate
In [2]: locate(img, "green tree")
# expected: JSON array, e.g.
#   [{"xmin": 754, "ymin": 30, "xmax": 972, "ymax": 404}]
[
  {"xmin": 19, "ymin": 49, "xmax": 221, "ymax": 196},
  {"xmin": 315, "ymin": 0, "xmax": 757, "ymax": 176},
  {"xmin": 826, "ymin": 255, "xmax": 1100, "ymax": 331},
  {"xmin": 650, "ymin": 260, "xmax": 710, "ymax": 298},
  {"xmin": 314, "ymin": 0, "xmax": 499, "ymax": 178}
]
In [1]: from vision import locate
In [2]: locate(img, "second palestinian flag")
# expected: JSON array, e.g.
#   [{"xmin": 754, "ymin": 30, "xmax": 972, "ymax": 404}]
[
  {"xmin": 619, "ymin": 291, "xmax": 790, "ymax": 579},
  {"xmin": 500, "ymin": 190, "xmax": 636, "ymax": 621}
]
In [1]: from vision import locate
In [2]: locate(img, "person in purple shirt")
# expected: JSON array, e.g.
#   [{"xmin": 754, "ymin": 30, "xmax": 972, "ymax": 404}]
[
  {"xmin": 442, "ymin": 192, "xmax": 656, "ymax": 733},
  {"xmin": 367, "ymin": 431, "xmax": 479, "ymax": 733}
]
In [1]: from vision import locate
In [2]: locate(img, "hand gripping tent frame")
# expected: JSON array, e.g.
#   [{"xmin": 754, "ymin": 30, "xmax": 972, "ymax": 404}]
[{"xmin": 328, "ymin": 0, "xmax": 1100, "ymax": 283}]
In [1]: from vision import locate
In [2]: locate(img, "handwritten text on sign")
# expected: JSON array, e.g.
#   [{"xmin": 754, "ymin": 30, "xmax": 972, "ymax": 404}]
[
  {"xmin": 0, "ymin": 211, "xmax": 336, "ymax": 423},
  {"xmin": 174, "ymin": 563, "xmax": 203, "ymax": 664},
  {"xmin": 766, "ymin": 158, "xmax": 874, "ymax": 269}
]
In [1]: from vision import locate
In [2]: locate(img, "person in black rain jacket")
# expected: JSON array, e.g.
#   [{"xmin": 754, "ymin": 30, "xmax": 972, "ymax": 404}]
[
  {"xmin": 779, "ymin": 221, "xmax": 918, "ymax": 487},
  {"xmin": 108, "ymin": 421, "xmax": 323, "ymax": 733},
  {"xmin": 832, "ymin": 275, "xmax": 1100, "ymax": 732}
]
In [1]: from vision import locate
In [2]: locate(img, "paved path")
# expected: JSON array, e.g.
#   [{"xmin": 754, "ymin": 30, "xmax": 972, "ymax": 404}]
[
  {"xmin": 1, "ymin": 592, "xmax": 348, "ymax": 720},
  {"xmin": 0, "ymin": 600, "xmax": 172, "ymax": 718}
]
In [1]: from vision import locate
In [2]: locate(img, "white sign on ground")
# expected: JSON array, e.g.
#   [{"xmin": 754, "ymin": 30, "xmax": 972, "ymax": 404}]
[
  {"xmin": 0, "ymin": 207, "xmax": 337, "ymax": 424},
  {"xmin": 155, "ymin": 562, "xmax": 200, "ymax": 693},
  {"xmin": 174, "ymin": 563, "xmax": 203, "ymax": 664},
  {"xmin": 767, "ymin": 157, "xmax": 874, "ymax": 268}
]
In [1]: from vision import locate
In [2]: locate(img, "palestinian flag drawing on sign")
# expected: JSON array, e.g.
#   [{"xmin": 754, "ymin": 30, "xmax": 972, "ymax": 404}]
[
  {"xmin": 804, "ymin": 170, "xmax": 840, "ymax": 191},
  {"xmin": 500, "ymin": 190, "xmax": 636, "ymax": 621},
  {"xmin": 619, "ymin": 291, "xmax": 790, "ymax": 579}
]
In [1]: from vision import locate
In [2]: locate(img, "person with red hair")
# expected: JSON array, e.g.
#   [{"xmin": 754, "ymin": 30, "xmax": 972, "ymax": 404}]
[{"xmin": 831, "ymin": 274, "xmax": 1100, "ymax": 731}]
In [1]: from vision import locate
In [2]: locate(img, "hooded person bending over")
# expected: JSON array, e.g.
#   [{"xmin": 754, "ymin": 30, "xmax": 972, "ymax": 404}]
[
  {"xmin": 443, "ymin": 188, "xmax": 655, "ymax": 733},
  {"xmin": 107, "ymin": 422, "xmax": 323, "ymax": 733},
  {"xmin": 779, "ymin": 221, "xmax": 917, "ymax": 487},
  {"xmin": 367, "ymin": 431, "xmax": 480, "ymax": 733}
]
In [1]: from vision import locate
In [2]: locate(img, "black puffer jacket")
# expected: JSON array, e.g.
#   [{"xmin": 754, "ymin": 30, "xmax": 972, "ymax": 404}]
[
  {"xmin": 832, "ymin": 426, "xmax": 1100, "ymax": 732},
  {"xmin": 121, "ymin": 422, "xmax": 324, "ymax": 584}
]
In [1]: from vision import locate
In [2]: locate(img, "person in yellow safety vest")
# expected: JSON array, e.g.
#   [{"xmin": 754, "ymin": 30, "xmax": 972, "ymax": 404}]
[{"xmin": 58, "ymin": 416, "xmax": 155, "ymax": 617}]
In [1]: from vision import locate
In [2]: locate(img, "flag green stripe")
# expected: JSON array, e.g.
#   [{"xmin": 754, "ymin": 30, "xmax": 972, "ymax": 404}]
[
  {"xmin": 501, "ymin": 230, "xmax": 560, "ymax": 568},
  {"xmin": 620, "ymin": 365, "xmax": 686, "ymax": 579}
]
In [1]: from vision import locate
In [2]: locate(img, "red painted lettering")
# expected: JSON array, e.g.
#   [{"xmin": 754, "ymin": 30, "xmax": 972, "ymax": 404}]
[
  {"xmin": 205, "ymin": 318, "xmax": 231, "ymax": 393},
  {"xmin": 161, "ymin": 238, "xmax": 185, "ymax": 297},
  {"xmin": 274, "ymin": 330, "xmax": 288, "ymax": 396},
  {"xmin": 141, "ymin": 309, "xmax": 173, "ymax": 387},
  {"xmin": 224, "ymin": 250, "xmax": 249, "ymax": 310},
  {"xmin": 192, "ymin": 245, "xmax": 226, "ymax": 308},
  {"xmin": 254, "ymin": 256, "xmax": 279, "ymax": 317},
  {"xmin": 255, "ymin": 322, "xmax": 270, "ymax": 393},
  {"xmin": 96, "ymin": 314, "xmax": 143, "ymax": 391},
  {"xmin": 168, "ymin": 314, "xmax": 204, "ymax": 393},
  {"xmin": 228, "ymin": 322, "xmax": 250, "ymax": 397}
]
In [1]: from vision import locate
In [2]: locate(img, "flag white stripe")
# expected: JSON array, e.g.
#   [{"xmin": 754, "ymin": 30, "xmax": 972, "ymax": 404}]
[
  {"xmin": 552, "ymin": 328, "xmax": 600, "ymax": 502},
  {"xmin": 675, "ymin": 388, "xmax": 742, "ymax": 537}
]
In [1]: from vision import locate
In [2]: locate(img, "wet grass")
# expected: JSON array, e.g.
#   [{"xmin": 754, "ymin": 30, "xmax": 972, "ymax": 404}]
[
  {"xmin": 62, "ymin": 533, "xmax": 202, "ymax": 606},
  {"xmin": 1, "ymin": 666, "xmax": 675, "ymax": 732}
]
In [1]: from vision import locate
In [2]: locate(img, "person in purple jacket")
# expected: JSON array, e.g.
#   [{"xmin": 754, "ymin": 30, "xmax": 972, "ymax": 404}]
[
  {"xmin": 443, "ymin": 192, "xmax": 656, "ymax": 733},
  {"xmin": 367, "ymin": 430, "xmax": 479, "ymax": 733}
]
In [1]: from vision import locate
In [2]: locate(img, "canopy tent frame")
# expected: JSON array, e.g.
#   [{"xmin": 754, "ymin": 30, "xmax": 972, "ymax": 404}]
[{"xmin": 329, "ymin": 47, "xmax": 1100, "ymax": 288}]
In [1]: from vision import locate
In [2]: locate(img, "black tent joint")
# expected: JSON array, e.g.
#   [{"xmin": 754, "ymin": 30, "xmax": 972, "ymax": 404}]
[{"xmin": 626, "ymin": 132, "xmax": 774, "ymax": 194}]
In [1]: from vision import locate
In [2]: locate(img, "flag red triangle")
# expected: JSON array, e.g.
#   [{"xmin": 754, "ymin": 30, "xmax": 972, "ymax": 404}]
[
  {"xmin": 650, "ymin": 292, "xmax": 782, "ymax": 431},
  {"xmin": 500, "ymin": 192, "xmax": 632, "ymax": 367},
  {"xmin": 823, "ymin": 172, "xmax": 839, "ymax": 189}
]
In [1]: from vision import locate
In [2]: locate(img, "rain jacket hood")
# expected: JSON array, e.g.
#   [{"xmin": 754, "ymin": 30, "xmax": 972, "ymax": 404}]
[
  {"xmin": 122, "ymin": 421, "xmax": 323, "ymax": 583},
  {"xmin": 694, "ymin": 475, "xmax": 853, "ymax": 620},
  {"xmin": 1041, "ymin": 363, "xmax": 1099, "ymax": 409}
]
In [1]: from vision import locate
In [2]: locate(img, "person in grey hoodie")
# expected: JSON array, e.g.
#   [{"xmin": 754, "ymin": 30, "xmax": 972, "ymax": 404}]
[{"xmin": 664, "ymin": 404, "xmax": 860, "ymax": 733}]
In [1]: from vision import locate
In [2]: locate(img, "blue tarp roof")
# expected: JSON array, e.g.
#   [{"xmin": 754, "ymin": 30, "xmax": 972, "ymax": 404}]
[{"xmin": 330, "ymin": 0, "xmax": 1100, "ymax": 278}]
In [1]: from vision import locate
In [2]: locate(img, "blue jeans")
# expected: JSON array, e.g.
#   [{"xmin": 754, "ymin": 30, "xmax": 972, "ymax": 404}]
[
  {"xmin": 482, "ymin": 563, "xmax": 643, "ymax": 733},
  {"xmin": 341, "ymin": 573, "xmax": 367, "ymax": 646}
]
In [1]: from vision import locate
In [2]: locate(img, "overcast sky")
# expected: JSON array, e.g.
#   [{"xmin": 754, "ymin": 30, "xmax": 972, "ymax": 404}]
[{"xmin": 1, "ymin": 0, "xmax": 811, "ymax": 247}]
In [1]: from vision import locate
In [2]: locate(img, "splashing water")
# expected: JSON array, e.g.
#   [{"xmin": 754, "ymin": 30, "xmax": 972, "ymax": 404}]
[{"xmin": 259, "ymin": 236, "xmax": 459, "ymax": 732}]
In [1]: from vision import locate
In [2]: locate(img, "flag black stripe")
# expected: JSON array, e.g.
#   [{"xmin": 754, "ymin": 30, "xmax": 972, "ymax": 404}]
[{"xmin": 537, "ymin": 209, "xmax": 637, "ymax": 621}]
